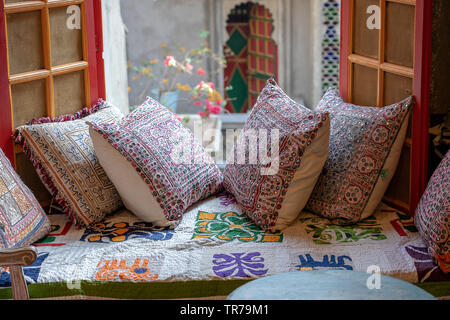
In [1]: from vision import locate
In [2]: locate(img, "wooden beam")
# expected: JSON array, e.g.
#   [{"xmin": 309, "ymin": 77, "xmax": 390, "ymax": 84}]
[
  {"xmin": 4, "ymin": 1, "xmax": 45, "ymax": 14},
  {"xmin": 51, "ymin": 61, "xmax": 88, "ymax": 75},
  {"xmin": 0, "ymin": 247, "xmax": 38, "ymax": 300}
]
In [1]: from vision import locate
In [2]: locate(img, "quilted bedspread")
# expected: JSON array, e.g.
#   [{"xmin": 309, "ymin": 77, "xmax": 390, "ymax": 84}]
[{"xmin": 1, "ymin": 192, "xmax": 449, "ymax": 299}]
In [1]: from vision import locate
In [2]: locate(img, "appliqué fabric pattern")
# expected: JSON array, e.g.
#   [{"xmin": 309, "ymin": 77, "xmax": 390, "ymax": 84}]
[
  {"xmin": 224, "ymin": 79, "xmax": 329, "ymax": 232},
  {"xmin": 14, "ymin": 100, "xmax": 124, "ymax": 227},
  {"xmin": 96, "ymin": 258, "xmax": 159, "ymax": 282},
  {"xmin": 193, "ymin": 211, "xmax": 283, "ymax": 242},
  {"xmin": 414, "ymin": 150, "xmax": 450, "ymax": 273},
  {"xmin": 299, "ymin": 215, "xmax": 386, "ymax": 244},
  {"xmin": 89, "ymin": 97, "xmax": 223, "ymax": 222},
  {"xmin": 0, "ymin": 148, "xmax": 50, "ymax": 248},
  {"xmin": 306, "ymin": 89, "xmax": 412, "ymax": 224},
  {"xmin": 404, "ymin": 244, "xmax": 450, "ymax": 282},
  {"xmin": 81, "ymin": 221, "xmax": 174, "ymax": 243},
  {"xmin": 295, "ymin": 254, "xmax": 353, "ymax": 271},
  {"xmin": 212, "ymin": 252, "xmax": 268, "ymax": 278}
]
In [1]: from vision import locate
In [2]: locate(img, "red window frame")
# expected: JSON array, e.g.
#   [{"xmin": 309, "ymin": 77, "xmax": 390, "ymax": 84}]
[
  {"xmin": 339, "ymin": 0, "xmax": 433, "ymax": 216},
  {"xmin": 0, "ymin": 0, "xmax": 105, "ymax": 165}
]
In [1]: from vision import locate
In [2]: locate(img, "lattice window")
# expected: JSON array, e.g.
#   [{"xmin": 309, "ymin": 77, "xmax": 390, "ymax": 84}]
[
  {"xmin": 340, "ymin": 0, "xmax": 433, "ymax": 215},
  {"xmin": 0, "ymin": 0, "xmax": 103, "ymax": 204}
]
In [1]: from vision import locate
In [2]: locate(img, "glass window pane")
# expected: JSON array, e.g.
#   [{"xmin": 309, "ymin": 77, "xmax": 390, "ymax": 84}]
[
  {"xmin": 385, "ymin": 2, "xmax": 415, "ymax": 67},
  {"xmin": 352, "ymin": 63, "xmax": 378, "ymax": 107},
  {"xmin": 383, "ymin": 72, "xmax": 413, "ymax": 105},
  {"xmin": 50, "ymin": 5, "xmax": 83, "ymax": 66},
  {"xmin": 6, "ymin": 11, "xmax": 44, "ymax": 75},
  {"xmin": 54, "ymin": 71, "xmax": 86, "ymax": 115},
  {"xmin": 353, "ymin": 0, "xmax": 379, "ymax": 59},
  {"xmin": 11, "ymin": 79, "xmax": 47, "ymax": 127}
]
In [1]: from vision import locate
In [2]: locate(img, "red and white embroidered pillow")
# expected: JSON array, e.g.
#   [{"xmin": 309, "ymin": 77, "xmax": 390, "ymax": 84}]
[
  {"xmin": 415, "ymin": 150, "xmax": 449, "ymax": 273},
  {"xmin": 88, "ymin": 97, "xmax": 223, "ymax": 227},
  {"xmin": 223, "ymin": 79, "xmax": 330, "ymax": 232},
  {"xmin": 306, "ymin": 89, "xmax": 413, "ymax": 225}
]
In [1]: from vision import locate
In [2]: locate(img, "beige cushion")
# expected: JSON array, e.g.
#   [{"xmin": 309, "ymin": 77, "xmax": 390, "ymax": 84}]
[
  {"xmin": 306, "ymin": 89, "xmax": 413, "ymax": 224},
  {"xmin": 275, "ymin": 118, "xmax": 330, "ymax": 229},
  {"xmin": 89, "ymin": 127, "xmax": 172, "ymax": 227},
  {"xmin": 224, "ymin": 79, "xmax": 330, "ymax": 232}
]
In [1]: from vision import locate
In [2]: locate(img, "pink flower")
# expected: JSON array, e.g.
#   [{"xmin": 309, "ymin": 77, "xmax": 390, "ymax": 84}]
[
  {"xmin": 164, "ymin": 56, "xmax": 176, "ymax": 67},
  {"xmin": 193, "ymin": 101, "xmax": 203, "ymax": 106},
  {"xmin": 208, "ymin": 82, "xmax": 215, "ymax": 89},
  {"xmin": 210, "ymin": 105, "xmax": 221, "ymax": 115},
  {"xmin": 198, "ymin": 111, "xmax": 209, "ymax": 117},
  {"xmin": 205, "ymin": 100, "xmax": 221, "ymax": 115},
  {"xmin": 197, "ymin": 68, "xmax": 206, "ymax": 76},
  {"xmin": 185, "ymin": 63, "xmax": 193, "ymax": 71}
]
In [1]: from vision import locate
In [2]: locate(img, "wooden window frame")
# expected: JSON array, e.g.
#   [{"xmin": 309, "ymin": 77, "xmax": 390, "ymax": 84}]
[
  {"xmin": 339, "ymin": 0, "xmax": 433, "ymax": 216},
  {"xmin": 0, "ymin": 0, "xmax": 105, "ymax": 165}
]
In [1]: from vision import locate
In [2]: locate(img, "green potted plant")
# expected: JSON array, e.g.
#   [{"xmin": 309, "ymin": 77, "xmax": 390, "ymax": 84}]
[{"xmin": 128, "ymin": 30, "xmax": 227, "ymax": 119}]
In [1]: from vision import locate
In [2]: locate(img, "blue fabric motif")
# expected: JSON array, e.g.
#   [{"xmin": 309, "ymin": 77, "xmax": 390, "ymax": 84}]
[
  {"xmin": 80, "ymin": 221, "xmax": 174, "ymax": 243},
  {"xmin": 212, "ymin": 252, "xmax": 268, "ymax": 278},
  {"xmin": 295, "ymin": 254, "xmax": 353, "ymax": 271},
  {"xmin": 0, "ymin": 252, "xmax": 49, "ymax": 287}
]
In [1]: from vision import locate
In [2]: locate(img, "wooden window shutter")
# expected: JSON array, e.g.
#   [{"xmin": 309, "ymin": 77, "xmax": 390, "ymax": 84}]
[
  {"xmin": 339, "ymin": 0, "xmax": 433, "ymax": 216},
  {"xmin": 0, "ymin": 0, "xmax": 105, "ymax": 205}
]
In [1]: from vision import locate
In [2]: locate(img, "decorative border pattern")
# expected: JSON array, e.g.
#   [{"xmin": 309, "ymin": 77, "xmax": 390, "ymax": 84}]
[
  {"xmin": 321, "ymin": 0, "xmax": 340, "ymax": 94},
  {"xmin": 306, "ymin": 89, "xmax": 413, "ymax": 224}
]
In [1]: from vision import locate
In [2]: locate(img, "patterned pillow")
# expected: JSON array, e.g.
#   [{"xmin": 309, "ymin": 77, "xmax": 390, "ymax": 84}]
[
  {"xmin": 88, "ymin": 97, "xmax": 223, "ymax": 227},
  {"xmin": 306, "ymin": 89, "xmax": 413, "ymax": 225},
  {"xmin": 223, "ymin": 79, "xmax": 330, "ymax": 232},
  {"xmin": 0, "ymin": 148, "xmax": 50, "ymax": 248},
  {"xmin": 415, "ymin": 150, "xmax": 449, "ymax": 273},
  {"xmin": 14, "ymin": 100, "xmax": 124, "ymax": 227}
]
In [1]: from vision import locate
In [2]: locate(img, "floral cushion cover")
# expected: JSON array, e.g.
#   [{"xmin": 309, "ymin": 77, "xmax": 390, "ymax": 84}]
[
  {"xmin": 14, "ymin": 100, "xmax": 124, "ymax": 227},
  {"xmin": 89, "ymin": 97, "xmax": 223, "ymax": 224},
  {"xmin": 306, "ymin": 89, "xmax": 413, "ymax": 225},
  {"xmin": 224, "ymin": 79, "xmax": 330, "ymax": 232},
  {"xmin": 0, "ymin": 148, "xmax": 50, "ymax": 248},
  {"xmin": 415, "ymin": 150, "xmax": 450, "ymax": 273}
]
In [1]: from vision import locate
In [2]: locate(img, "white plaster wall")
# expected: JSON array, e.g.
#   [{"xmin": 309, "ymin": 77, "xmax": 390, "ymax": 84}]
[
  {"xmin": 290, "ymin": 0, "xmax": 314, "ymax": 107},
  {"xmin": 120, "ymin": 0, "xmax": 210, "ymax": 113},
  {"xmin": 118, "ymin": 0, "xmax": 327, "ymax": 111},
  {"xmin": 102, "ymin": 0, "xmax": 130, "ymax": 114}
]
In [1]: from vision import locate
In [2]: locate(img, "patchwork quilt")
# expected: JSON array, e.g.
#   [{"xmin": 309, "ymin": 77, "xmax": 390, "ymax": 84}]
[{"xmin": 0, "ymin": 193, "xmax": 449, "ymax": 299}]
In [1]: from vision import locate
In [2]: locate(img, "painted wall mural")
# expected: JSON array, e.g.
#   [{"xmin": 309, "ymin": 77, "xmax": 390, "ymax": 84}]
[{"xmin": 223, "ymin": 2, "xmax": 278, "ymax": 113}]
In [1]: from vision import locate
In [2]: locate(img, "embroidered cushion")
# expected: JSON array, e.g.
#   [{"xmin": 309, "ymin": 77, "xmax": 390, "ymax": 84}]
[
  {"xmin": 0, "ymin": 148, "xmax": 50, "ymax": 248},
  {"xmin": 306, "ymin": 89, "xmax": 413, "ymax": 225},
  {"xmin": 14, "ymin": 100, "xmax": 124, "ymax": 227},
  {"xmin": 88, "ymin": 97, "xmax": 223, "ymax": 227},
  {"xmin": 223, "ymin": 79, "xmax": 330, "ymax": 232},
  {"xmin": 415, "ymin": 150, "xmax": 450, "ymax": 273}
]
